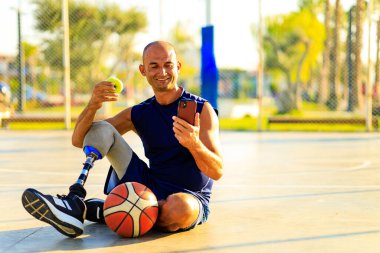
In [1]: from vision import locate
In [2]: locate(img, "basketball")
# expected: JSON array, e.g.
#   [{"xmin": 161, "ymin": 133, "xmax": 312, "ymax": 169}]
[{"xmin": 103, "ymin": 182, "xmax": 159, "ymax": 237}]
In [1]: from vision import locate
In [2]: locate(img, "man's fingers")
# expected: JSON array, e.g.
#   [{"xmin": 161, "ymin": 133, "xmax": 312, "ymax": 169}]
[
  {"xmin": 96, "ymin": 93, "xmax": 118, "ymax": 101},
  {"xmin": 194, "ymin": 113, "xmax": 200, "ymax": 127},
  {"xmin": 173, "ymin": 119, "xmax": 192, "ymax": 135},
  {"xmin": 94, "ymin": 81, "xmax": 116, "ymax": 93},
  {"xmin": 173, "ymin": 115, "xmax": 193, "ymax": 129},
  {"xmin": 173, "ymin": 124, "xmax": 185, "ymax": 136}
]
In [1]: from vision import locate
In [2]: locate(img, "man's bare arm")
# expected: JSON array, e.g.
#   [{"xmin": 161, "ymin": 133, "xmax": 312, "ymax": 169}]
[
  {"xmin": 72, "ymin": 81, "xmax": 119, "ymax": 148},
  {"xmin": 172, "ymin": 102, "xmax": 223, "ymax": 180}
]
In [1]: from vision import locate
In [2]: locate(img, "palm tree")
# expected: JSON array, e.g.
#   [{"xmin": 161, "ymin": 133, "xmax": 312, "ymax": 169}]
[
  {"xmin": 319, "ymin": 0, "xmax": 331, "ymax": 105},
  {"xmin": 375, "ymin": 19, "xmax": 380, "ymax": 102},
  {"xmin": 326, "ymin": 0, "xmax": 342, "ymax": 110},
  {"xmin": 22, "ymin": 42, "xmax": 39, "ymax": 90},
  {"xmin": 352, "ymin": 0, "xmax": 365, "ymax": 110},
  {"xmin": 347, "ymin": 6, "xmax": 355, "ymax": 111}
]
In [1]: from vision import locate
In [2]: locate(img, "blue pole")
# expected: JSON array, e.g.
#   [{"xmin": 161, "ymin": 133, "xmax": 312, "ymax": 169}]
[{"xmin": 201, "ymin": 25, "xmax": 218, "ymax": 109}]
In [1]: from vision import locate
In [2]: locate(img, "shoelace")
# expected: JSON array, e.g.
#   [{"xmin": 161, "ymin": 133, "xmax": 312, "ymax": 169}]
[{"xmin": 56, "ymin": 194, "xmax": 69, "ymax": 199}]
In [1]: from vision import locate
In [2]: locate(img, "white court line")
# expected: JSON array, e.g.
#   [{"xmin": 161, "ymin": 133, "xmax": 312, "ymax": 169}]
[
  {"xmin": 0, "ymin": 168, "xmax": 105, "ymax": 177},
  {"xmin": 0, "ymin": 183, "xmax": 104, "ymax": 188},
  {"xmin": 340, "ymin": 160, "xmax": 372, "ymax": 172},
  {"xmin": 215, "ymin": 184, "xmax": 380, "ymax": 189},
  {"xmin": 249, "ymin": 160, "xmax": 373, "ymax": 177}
]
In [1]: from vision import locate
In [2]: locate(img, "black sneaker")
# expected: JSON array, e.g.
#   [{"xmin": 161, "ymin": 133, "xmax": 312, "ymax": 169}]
[
  {"xmin": 84, "ymin": 198, "xmax": 105, "ymax": 224},
  {"xmin": 21, "ymin": 188, "xmax": 86, "ymax": 238}
]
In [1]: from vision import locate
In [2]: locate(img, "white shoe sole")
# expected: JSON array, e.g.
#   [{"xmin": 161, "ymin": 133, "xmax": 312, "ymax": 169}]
[{"xmin": 21, "ymin": 189, "xmax": 84, "ymax": 238}]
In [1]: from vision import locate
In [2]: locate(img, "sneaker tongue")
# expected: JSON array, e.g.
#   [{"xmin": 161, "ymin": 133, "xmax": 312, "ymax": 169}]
[{"xmin": 69, "ymin": 183, "xmax": 87, "ymax": 198}]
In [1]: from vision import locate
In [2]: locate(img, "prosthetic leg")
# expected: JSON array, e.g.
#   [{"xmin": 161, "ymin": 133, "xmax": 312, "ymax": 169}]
[
  {"xmin": 69, "ymin": 120, "xmax": 133, "ymax": 199},
  {"xmin": 68, "ymin": 146, "xmax": 103, "ymax": 199},
  {"xmin": 21, "ymin": 145, "xmax": 103, "ymax": 238}
]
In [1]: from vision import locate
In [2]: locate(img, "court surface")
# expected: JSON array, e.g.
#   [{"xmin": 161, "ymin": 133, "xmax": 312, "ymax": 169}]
[{"xmin": 1, "ymin": 130, "xmax": 380, "ymax": 253}]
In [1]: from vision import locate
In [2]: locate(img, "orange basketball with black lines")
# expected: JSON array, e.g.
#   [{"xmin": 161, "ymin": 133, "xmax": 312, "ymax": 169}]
[{"xmin": 103, "ymin": 182, "xmax": 158, "ymax": 237}]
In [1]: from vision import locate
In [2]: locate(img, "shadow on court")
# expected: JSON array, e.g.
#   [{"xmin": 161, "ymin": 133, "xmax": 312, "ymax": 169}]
[{"xmin": 0, "ymin": 224, "xmax": 172, "ymax": 252}]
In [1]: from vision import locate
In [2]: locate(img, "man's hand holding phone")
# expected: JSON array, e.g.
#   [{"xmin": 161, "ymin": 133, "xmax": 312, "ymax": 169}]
[
  {"xmin": 173, "ymin": 99, "xmax": 200, "ymax": 149},
  {"xmin": 177, "ymin": 99, "xmax": 197, "ymax": 125}
]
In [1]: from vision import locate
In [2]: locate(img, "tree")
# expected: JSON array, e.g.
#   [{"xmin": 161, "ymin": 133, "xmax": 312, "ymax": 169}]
[
  {"xmin": 22, "ymin": 42, "xmax": 39, "ymax": 89},
  {"xmin": 298, "ymin": 0, "xmax": 330, "ymax": 105},
  {"xmin": 32, "ymin": 0, "xmax": 147, "ymax": 93},
  {"xmin": 326, "ymin": 0, "xmax": 343, "ymax": 110},
  {"xmin": 374, "ymin": 17, "xmax": 380, "ymax": 102},
  {"xmin": 352, "ymin": 0, "xmax": 365, "ymax": 110},
  {"xmin": 346, "ymin": 6, "xmax": 355, "ymax": 111},
  {"xmin": 263, "ymin": 10, "xmax": 324, "ymax": 113},
  {"xmin": 298, "ymin": 0, "xmax": 324, "ymax": 15},
  {"xmin": 318, "ymin": 0, "xmax": 331, "ymax": 105}
]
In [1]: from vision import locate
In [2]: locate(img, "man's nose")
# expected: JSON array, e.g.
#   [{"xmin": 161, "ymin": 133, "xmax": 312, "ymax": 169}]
[{"xmin": 158, "ymin": 67, "xmax": 167, "ymax": 75}]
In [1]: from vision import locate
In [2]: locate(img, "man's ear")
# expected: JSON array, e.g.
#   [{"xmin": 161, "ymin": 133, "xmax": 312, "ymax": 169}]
[
  {"xmin": 139, "ymin": 64, "xmax": 146, "ymax": 76},
  {"xmin": 177, "ymin": 61, "xmax": 181, "ymax": 71}
]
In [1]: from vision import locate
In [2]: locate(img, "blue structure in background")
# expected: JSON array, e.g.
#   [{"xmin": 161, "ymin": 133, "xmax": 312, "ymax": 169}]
[{"xmin": 201, "ymin": 26, "xmax": 218, "ymax": 109}]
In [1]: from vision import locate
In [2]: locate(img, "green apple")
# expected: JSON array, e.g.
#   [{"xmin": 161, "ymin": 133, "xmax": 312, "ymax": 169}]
[{"xmin": 106, "ymin": 76, "xmax": 124, "ymax": 93}]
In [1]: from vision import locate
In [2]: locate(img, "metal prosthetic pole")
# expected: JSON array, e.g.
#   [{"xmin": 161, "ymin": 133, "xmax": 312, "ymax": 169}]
[
  {"xmin": 69, "ymin": 146, "xmax": 102, "ymax": 198},
  {"xmin": 76, "ymin": 152, "xmax": 98, "ymax": 186}
]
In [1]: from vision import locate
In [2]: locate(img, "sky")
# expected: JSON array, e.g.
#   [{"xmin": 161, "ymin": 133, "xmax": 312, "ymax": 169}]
[{"xmin": 0, "ymin": 0, "xmax": 362, "ymax": 71}]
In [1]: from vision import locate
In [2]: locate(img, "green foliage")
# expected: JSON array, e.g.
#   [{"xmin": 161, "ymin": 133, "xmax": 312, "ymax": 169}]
[
  {"xmin": 298, "ymin": 0, "xmax": 324, "ymax": 13},
  {"xmin": 264, "ymin": 10, "xmax": 324, "ymax": 84},
  {"xmin": 31, "ymin": 0, "xmax": 148, "ymax": 93},
  {"xmin": 219, "ymin": 114, "xmax": 371, "ymax": 132},
  {"xmin": 263, "ymin": 9, "xmax": 325, "ymax": 113}
]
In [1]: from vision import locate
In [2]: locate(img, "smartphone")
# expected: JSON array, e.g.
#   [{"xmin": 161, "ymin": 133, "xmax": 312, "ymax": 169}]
[{"xmin": 177, "ymin": 99, "xmax": 197, "ymax": 125}]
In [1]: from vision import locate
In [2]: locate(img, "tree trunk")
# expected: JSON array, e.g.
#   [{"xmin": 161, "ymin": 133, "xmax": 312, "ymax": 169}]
[
  {"xmin": 353, "ymin": 0, "xmax": 364, "ymax": 110},
  {"xmin": 327, "ymin": 0, "xmax": 341, "ymax": 110},
  {"xmin": 295, "ymin": 40, "xmax": 310, "ymax": 110},
  {"xmin": 347, "ymin": 7, "xmax": 355, "ymax": 112},
  {"xmin": 375, "ymin": 19, "xmax": 380, "ymax": 102},
  {"xmin": 318, "ymin": 0, "xmax": 331, "ymax": 105}
]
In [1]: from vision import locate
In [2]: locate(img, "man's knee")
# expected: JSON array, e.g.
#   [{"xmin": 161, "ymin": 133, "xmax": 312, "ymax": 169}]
[
  {"xmin": 83, "ymin": 121, "xmax": 117, "ymax": 157},
  {"xmin": 85, "ymin": 121, "xmax": 115, "ymax": 141},
  {"xmin": 157, "ymin": 193, "xmax": 200, "ymax": 232},
  {"xmin": 84, "ymin": 121, "xmax": 133, "ymax": 178}
]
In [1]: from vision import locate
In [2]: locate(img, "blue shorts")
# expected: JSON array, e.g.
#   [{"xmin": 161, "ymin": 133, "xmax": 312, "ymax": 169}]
[{"xmin": 103, "ymin": 152, "xmax": 210, "ymax": 229}]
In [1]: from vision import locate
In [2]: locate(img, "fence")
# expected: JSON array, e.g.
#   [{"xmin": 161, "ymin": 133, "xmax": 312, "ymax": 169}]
[{"xmin": 0, "ymin": 0, "xmax": 379, "ymax": 131}]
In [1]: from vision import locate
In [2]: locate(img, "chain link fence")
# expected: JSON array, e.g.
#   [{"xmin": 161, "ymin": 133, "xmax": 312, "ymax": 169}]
[{"xmin": 0, "ymin": 0, "xmax": 379, "ymax": 131}]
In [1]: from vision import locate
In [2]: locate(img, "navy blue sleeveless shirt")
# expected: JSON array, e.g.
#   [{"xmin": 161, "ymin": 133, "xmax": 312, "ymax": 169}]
[{"xmin": 131, "ymin": 88, "xmax": 214, "ymax": 206}]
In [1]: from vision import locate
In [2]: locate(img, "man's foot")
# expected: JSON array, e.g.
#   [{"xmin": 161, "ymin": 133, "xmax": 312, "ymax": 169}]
[
  {"xmin": 84, "ymin": 198, "xmax": 105, "ymax": 224},
  {"xmin": 21, "ymin": 188, "xmax": 86, "ymax": 238}
]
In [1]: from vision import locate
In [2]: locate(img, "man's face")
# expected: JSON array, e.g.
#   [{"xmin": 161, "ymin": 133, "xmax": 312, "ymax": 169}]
[{"xmin": 139, "ymin": 44, "xmax": 181, "ymax": 92}]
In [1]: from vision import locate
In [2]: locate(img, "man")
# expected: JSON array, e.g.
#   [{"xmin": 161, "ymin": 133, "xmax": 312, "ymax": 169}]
[{"xmin": 22, "ymin": 41, "xmax": 223, "ymax": 238}]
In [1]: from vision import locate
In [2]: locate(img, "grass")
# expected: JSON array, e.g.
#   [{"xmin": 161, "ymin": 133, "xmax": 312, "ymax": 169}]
[
  {"xmin": 219, "ymin": 117, "xmax": 371, "ymax": 132},
  {"xmin": 220, "ymin": 117, "xmax": 257, "ymax": 131},
  {"xmin": 3, "ymin": 102, "xmax": 375, "ymax": 132},
  {"xmin": 7, "ymin": 122, "xmax": 76, "ymax": 130},
  {"xmin": 6, "ymin": 116, "xmax": 371, "ymax": 132},
  {"xmin": 266, "ymin": 123, "xmax": 370, "ymax": 132}
]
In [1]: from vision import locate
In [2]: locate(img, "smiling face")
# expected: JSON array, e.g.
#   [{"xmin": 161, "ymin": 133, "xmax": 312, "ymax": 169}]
[{"xmin": 139, "ymin": 41, "xmax": 181, "ymax": 93}]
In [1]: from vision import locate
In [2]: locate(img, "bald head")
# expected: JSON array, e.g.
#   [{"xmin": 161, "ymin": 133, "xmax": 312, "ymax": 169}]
[
  {"xmin": 142, "ymin": 41, "xmax": 177, "ymax": 63},
  {"xmin": 138, "ymin": 40, "xmax": 181, "ymax": 94}
]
